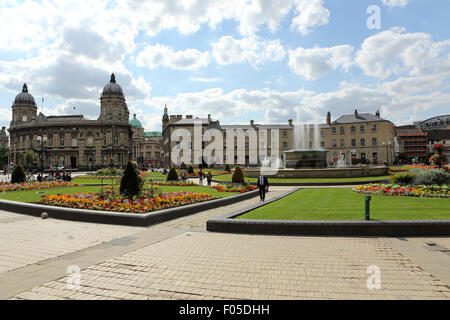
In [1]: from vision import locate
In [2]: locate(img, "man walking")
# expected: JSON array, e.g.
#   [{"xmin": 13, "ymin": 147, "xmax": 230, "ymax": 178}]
[{"xmin": 257, "ymin": 174, "xmax": 269, "ymax": 201}]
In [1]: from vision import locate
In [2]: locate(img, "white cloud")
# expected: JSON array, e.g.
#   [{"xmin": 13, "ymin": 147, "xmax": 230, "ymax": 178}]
[
  {"xmin": 382, "ymin": 0, "xmax": 412, "ymax": 8},
  {"xmin": 212, "ymin": 36, "xmax": 286, "ymax": 67},
  {"xmin": 136, "ymin": 44, "xmax": 210, "ymax": 71},
  {"xmin": 355, "ymin": 29, "xmax": 450, "ymax": 79},
  {"xmin": 291, "ymin": 0, "xmax": 330, "ymax": 35},
  {"xmin": 288, "ymin": 45, "xmax": 354, "ymax": 80}
]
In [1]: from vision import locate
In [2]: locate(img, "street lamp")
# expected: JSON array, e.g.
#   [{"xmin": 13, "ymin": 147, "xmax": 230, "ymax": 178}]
[
  {"xmin": 382, "ymin": 141, "xmax": 392, "ymax": 165},
  {"xmin": 37, "ymin": 136, "xmax": 48, "ymax": 175}
]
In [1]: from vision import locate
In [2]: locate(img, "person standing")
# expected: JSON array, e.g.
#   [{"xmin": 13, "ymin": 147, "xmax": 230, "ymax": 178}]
[
  {"xmin": 257, "ymin": 174, "xmax": 269, "ymax": 201},
  {"xmin": 198, "ymin": 170, "xmax": 204, "ymax": 185},
  {"xmin": 206, "ymin": 171, "xmax": 212, "ymax": 187}
]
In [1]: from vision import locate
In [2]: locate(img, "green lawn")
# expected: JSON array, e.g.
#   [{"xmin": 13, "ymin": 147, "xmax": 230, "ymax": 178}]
[
  {"xmin": 237, "ymin": 188, "xmax": 450, "ymax": 220},
  {"xmin": 0, "ymin": 185, "xmax": 238, "ymax": 203},
  {"xmin": 215, "ymin": 174, "xmax": 391, "ymax": 183}
]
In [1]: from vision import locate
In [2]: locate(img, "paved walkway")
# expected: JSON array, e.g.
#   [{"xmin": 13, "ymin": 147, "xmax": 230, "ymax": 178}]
[{"xmin": 0, "ymin": 186, "xmax": 449, "ymax": 300}]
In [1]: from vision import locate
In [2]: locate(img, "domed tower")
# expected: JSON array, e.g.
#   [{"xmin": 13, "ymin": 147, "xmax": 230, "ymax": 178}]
[
  {"xmin": 11, "ymin": 83, "xmax": 37, "ymax": 125},
  {"xmin": 99, "ymin": 73, "xmax": 129, "ymax": 122}
]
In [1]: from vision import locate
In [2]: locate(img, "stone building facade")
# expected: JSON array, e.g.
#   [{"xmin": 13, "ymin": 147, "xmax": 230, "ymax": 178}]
[
  {"xmin": 130, "ymin": 113, "xmax": 163, "ymax": 168},
  {"xmin": 8, "ymin": 74, "xmax": 133, "ymax": 171},
  {"xmin": 161, "ymin": 107, "xmax": 395, "ymax": 168}
]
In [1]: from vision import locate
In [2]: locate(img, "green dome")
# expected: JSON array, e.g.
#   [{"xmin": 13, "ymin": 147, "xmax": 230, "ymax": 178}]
[{"xmin": 130, "ymin": 114, "xmax": 143, "ymax": 128}]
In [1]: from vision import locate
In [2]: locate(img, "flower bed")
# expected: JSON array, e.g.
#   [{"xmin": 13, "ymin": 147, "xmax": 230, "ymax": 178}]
[
  {"xmin": 0, "ymin": 181, "xmax": 80, "ymax": 193},
  {"xmin": 154, "ymin": 181, "xmax": 198, "ymax": 186},
  {"xmin": 76, "ymin": 175, "xmax": 121, "ymax": 180},
  {"xmin": 353, "ymin": 183, "xmax": 450, "ymax": 198},
  {"xmin": 35, "ymin": 191, "xmax": 217, "ymax": 213},
  {"xmin": 211, "ymin": 184, "xmax": 257, "ymax": 193}
]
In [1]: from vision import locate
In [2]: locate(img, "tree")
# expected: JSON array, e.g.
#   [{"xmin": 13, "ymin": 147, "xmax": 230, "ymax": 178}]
[
  {"xmin": 20, "ymin": 150, "xmax": 38, "ymax": 172},
  {"xmin": 232, "ymin": 166, "xmax": 244, "ymax": 184},
  {"xmin": 167, "ymin": 168, "xmax": 179, "ymax": 181},
  {"xmin": 0, "ymin": 147, "xmax": 8, "ymax": 168},
  {"xmin": 224, "ymin": 164, "xmax": 231, "ymax": 172},
  {"xmin": 188, "ymin": 166, "xmax": 194, "ymax": 174},
  {"xmin": 11, "ymin": 164, "xmax": 26, "ymax": 183},
  {"xmin": 180, "ymin": 162, "xmax": 187, "ymax": 170},
  {"xmin": 119, "ymin": 161, "xmax": 143, "ymax": 199}
]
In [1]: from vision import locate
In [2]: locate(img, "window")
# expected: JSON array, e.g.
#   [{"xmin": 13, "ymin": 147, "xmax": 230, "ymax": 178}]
[
  {"xmin": 340, "ymin": 127, "xmax": 345, "ymax": 135},
  {"xmin": 103, "ymin": 137, "xmax": 107, "ymax": 145},
  {"xmin": 340, "ymin": 139, "xmax": 345, "ymax": 148},
  {"xmin": 114, "ymin": 106, "xmax": 118, "ymax": 114},
  {"xmin": 332, "ymin": 127, "xmax": 336, "ymax": 134},
  {"xmin": 283, "ymin": 142, "xmax": 288, "ymax": 149},
  {"xmin": 332, "ymin": 139, "xmax": 337, "ymax": 148},
  {"xmin": 351, "ymin": 139, "xmax": 356, "ymax": 147},
  {"xmin": 320, "ymin": 129, "xmax": 324, "ymax": 137},
  {"xmin": 372, "ymin": 138, "xmax": 377, "ymax": 146},
  {"xmin": 351, "ymin": 126, "xmax": 356, "ymax": 133},
  {"xmin": 103, "ymin": 155, "xmax": 107, "ymax": 165},
  {"xmin": 48, "ymin": 137, "xmax": 53, "ymax": 147},
  {"xmin": 72, "ymin": 138, "xmax": 77, "ymax": 147},
  {"xmin": 60, "ymin": 137, "xmax": 64, "ymax": 147},
  {"xmin": 360, "ymin": 138, "xmax": 366, "ymax": 147},
  {"xmin": 360, "ymin": 125, "xmax": 365, "ymax": 133},
  {"xmin": 113, "ymin": 137, "xmax": 119, "ymax": 146},
  {"xmin": 320, "ymin": 141, "xmax": 324, "ymax": 148},
  {"xmin": 309, "ymin": 141, "xmax": 312, "ymax": 148},
  {"xmin": 372, "ymin": 124, "xmax": 377, "ymax": 132},
  {"xmin": 87, "ymin": 136, "xmax": 94, "ymax": 147},
  {"xmin": 283, "ymin": 130, "xmax": 287, "ymax": 137}
]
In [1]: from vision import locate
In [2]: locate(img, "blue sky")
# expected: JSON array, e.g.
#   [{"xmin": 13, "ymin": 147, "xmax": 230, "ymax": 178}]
[{"xmin": 0, "ymin": 0, "xmax": 449, "ymax": 131}]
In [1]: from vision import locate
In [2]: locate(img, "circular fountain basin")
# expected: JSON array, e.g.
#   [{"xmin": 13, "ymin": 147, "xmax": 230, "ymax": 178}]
[{"xmin": 283, "ymin": 149, "xmax": 328, "ymax": 169}]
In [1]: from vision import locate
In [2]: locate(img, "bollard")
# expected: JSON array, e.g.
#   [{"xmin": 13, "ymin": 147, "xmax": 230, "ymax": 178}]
[{"xmin": 365, "ymin": 195, "xmax": 371, "ymax": 220}]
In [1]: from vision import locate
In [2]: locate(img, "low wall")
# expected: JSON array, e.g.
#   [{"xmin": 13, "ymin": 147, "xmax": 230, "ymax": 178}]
[
  {"xmin": 0, "ymin": 190, "xmax": 259, "ymax": 227},
  {"xmin": 243, "ymin": 166, "xmax": 388, "ymax": 179},
  {"xmin": 207, "ymin": 189, "xmax": 450, "ymax": 236}
]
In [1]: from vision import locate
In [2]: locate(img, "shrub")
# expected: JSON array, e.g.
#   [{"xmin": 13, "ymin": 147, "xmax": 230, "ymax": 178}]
[
  {"xmin": 410, "ymin": 168, "xmax": 450, "ymax": 186},
  {"xmin": 96, "ymin": 168, "xmax": 123, "ymax": 176},
  {"xmin": 119, "ymin": 161, "xmax": 143, "ymax": 199},
  {"xmin": 188, "ymin": 166, "xmax": 194, "ymax": 174},
  {"xmin": 391, "ymin": 172, "xmax": 416, "ymax": 185},
  {"xmin": 167, "ymin": 168, "xmax": 179, "ymax": 181},
  {"xmin": 11, "ymin": 164, "xmax": 26, "ymax": 183},
  {"xmin": 180, "ymin": 162, "xmax": 187, "ymax": 170},
  {"xmin": 224, "ymin": 164, "xmax": 231, "ymax": 172},
  {"xmin": 231, "ymin": 166, "xmax": 244, "ymax": 184}
]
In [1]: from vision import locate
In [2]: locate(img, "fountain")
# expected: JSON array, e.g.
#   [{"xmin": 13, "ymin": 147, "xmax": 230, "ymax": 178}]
[
  {"xmin": 283, "ymin": 122, "xmax": 328, "ymax": 168},
  {"xmin": 243, "ymin": 119, "xmax": 388, "ymax": 179}
]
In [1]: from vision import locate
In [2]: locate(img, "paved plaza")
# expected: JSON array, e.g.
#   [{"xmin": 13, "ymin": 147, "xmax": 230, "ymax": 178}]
[{"xmin": 0, "ymin": 186, "xmax": 449, "ymax": 300}]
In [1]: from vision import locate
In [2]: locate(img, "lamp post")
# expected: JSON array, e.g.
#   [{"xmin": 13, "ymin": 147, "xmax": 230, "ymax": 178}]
[{"xmin": 37, "ymin": 136, "xmax": 48, "ymax": 175}]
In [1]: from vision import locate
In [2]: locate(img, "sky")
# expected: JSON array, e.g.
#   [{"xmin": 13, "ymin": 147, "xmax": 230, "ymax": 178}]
[{"xmin": 0, "ymin": 0, "xmax": 449, "ymax": 132}]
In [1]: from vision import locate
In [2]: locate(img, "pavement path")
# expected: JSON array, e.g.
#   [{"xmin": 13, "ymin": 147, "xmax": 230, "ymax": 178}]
[{"xmin": 0, "ymin": 185, "xmax": 449, "ymax": 300}]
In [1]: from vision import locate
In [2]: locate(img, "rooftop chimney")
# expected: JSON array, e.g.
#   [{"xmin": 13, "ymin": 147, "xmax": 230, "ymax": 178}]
[
  {"xmin": 288, "ymin": 119, "xmax": 293, "ymax": 126},
  {"xmin": 186, "ymin": 115, "xmax": 193, "ymax": 119},
  {"xmin": 375, "ymin": 110, "xmax": 380, "ymax": 118},
  {"xmin": 354, "ymin": 109, "xmax": 358, "ymax": 118},
  {"xmin": 326, "ymin": 112, "xmax": 331, "ymax": 125},
  {"xmin": 250, "ymin": 120, "xmax": 254, "ymax": 126},
  {"xmin": 207, "ymin": 114, "xmax": 211, "ymax": 122}
]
